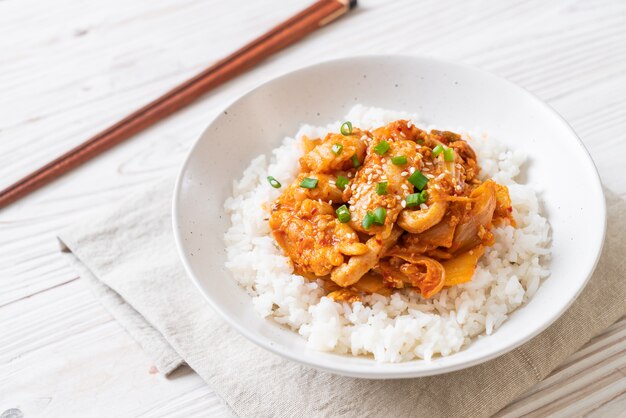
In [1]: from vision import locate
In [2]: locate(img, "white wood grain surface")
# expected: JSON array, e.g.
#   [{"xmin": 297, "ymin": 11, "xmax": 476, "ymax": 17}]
[{"xmin": 1, "ymin": 0, "xmax": 625, "ymax": 416}]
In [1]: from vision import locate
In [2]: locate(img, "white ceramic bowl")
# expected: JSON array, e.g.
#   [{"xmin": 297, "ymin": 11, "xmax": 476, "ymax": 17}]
[{"xmin": 173, "ymin": 56, "xmax": 605, "ymax": 379}]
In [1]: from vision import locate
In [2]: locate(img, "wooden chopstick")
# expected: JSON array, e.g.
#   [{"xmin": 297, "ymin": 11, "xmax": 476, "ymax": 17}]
[{"xmin": 0, "ymin": 0, "xmax": 357, "ymax": 209}]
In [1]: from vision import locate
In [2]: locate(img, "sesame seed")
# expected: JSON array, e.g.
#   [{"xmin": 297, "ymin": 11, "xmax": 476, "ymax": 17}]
[
  {"xmin": 426, "ymin": 174, "xmax": 435, "ymax": 179},
  {"xmin": 329, "ymin": 200, "xmax": 333, "ymax": 205},
  {"xmin": 401, "ymin": 171, "xmax": 409, "ymax": 177},
  {"xmin": 401, "ymin": 200, "xmax": 407, "ymax": 208},
  {"xmin": 420, "ymin": 203, "xmax": 428, "ymax": 210},
  {"xmin": 395, "ymin": 195, "xmax": 401, "ymax": 201},
  {"xmin": 348, "ymin": 172, "xmax": 353, "ymax": 178},
  {"xmin": 409, "ymin": 166, "xmax": 416, "ymax": 174},
  {"xmin": 401, "ymin": 184, "xmax": 408, "ymax": 190}
]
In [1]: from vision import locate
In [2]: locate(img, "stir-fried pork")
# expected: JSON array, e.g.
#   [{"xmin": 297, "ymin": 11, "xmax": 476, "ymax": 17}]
[{"xmin": 269, "ymin": 120, "xmax": 514, "ymax": 302}]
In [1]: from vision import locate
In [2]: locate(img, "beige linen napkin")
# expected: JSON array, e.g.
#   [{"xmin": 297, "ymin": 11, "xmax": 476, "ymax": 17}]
[{"xmin": 58, "ymin": 178, "xmax": 626, "ymax": 418}]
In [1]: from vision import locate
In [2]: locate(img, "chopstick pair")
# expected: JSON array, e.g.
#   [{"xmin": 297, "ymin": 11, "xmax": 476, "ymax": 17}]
[{"xmin": 0, "ymin": 0, "xmax": 357, "ymax": 209}]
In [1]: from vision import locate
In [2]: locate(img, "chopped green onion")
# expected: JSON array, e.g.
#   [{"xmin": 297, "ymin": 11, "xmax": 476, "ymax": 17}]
[
  {"xmin": 362, "ymin": 211, "xmax": 374, "ymax": 230},
  {"xmin": 340, "ymin": 121, "xmax": 353, "ymax": 136},
  {"xmin": 351, "ymin": 154, "xmax": 361, "ymax": 168},
  {"xmin": 419, "ymin": 190, "xmax": 429, "ymax": 204},
  {"xmin": 335, "ymin": 205, "xmax": 351, "ymax": 223},
  {"xmin": 391, "ymin": 155, "xmax": 407, "ymax": 165},
  {"xmin": 405, "ymin": 193, "xmax": 421, "ymax": 207},
  {"xmin": 408, "ymin": 170, "xmax": 429, "ymax": 190},
  {"xmin": 432, "ymin": 144, "xmax": 444, "ymax": 157},
  {"xmin": 266, "ymin": 176, "xmax": 281, "ymax": 189},
  {"xmin": 299, "ymin": 177, "xmax": 318, "ymax": 189},
  {"xmin": 374, "ymin": 140, "xmax": 390, "ymax": 156},
  {"xmin": 405, "ymin": 191, "xmax": 429, "ymax": 207},
  {"xmin": 331, "ymin": 143, "xmax": 343, "ymax": 155},
  {"xmin": 444, "ymin": 148, "xmax": 455, "ymax": 162},
  {"xmin": 336, "ymin": 175, "xmax": 349, "ymax": 190},
  {"xmin": 373, "ymin": 207, "xmax": 387, "ymax": 225},
  {"xmin": 376, "ymin": 181, "xmax": 388, "ymax": 195}
]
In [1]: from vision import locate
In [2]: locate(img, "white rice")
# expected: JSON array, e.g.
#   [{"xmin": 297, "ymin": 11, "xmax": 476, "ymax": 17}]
[{"xmin": 224, "ymin": 105, "xmax": 551, "ymax": 362}]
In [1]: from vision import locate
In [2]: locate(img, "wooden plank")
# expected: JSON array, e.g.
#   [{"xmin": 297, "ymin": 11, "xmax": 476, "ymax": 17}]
[
  {"xmin": 497, "ymin": 318, "xmax": 626, "ymax": 416},
  {"xmin": 0, "ymin": 279, "xmax": 226, "ymax": 417},
  {"xmin": 585, "ymin": 390, "xmax": 626, "ymax": 418}
]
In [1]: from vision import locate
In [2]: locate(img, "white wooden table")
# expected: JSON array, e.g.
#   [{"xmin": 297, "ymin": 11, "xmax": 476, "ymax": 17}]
[{"xmin": 1, "ymin": 0, "xmax": 625, "ymax": 416}]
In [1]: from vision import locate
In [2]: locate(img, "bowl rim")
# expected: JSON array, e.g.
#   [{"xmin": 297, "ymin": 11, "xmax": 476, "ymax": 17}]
[{"xmin": 172, "ymin": 54, "xmax": 607, "ymax": 379}]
